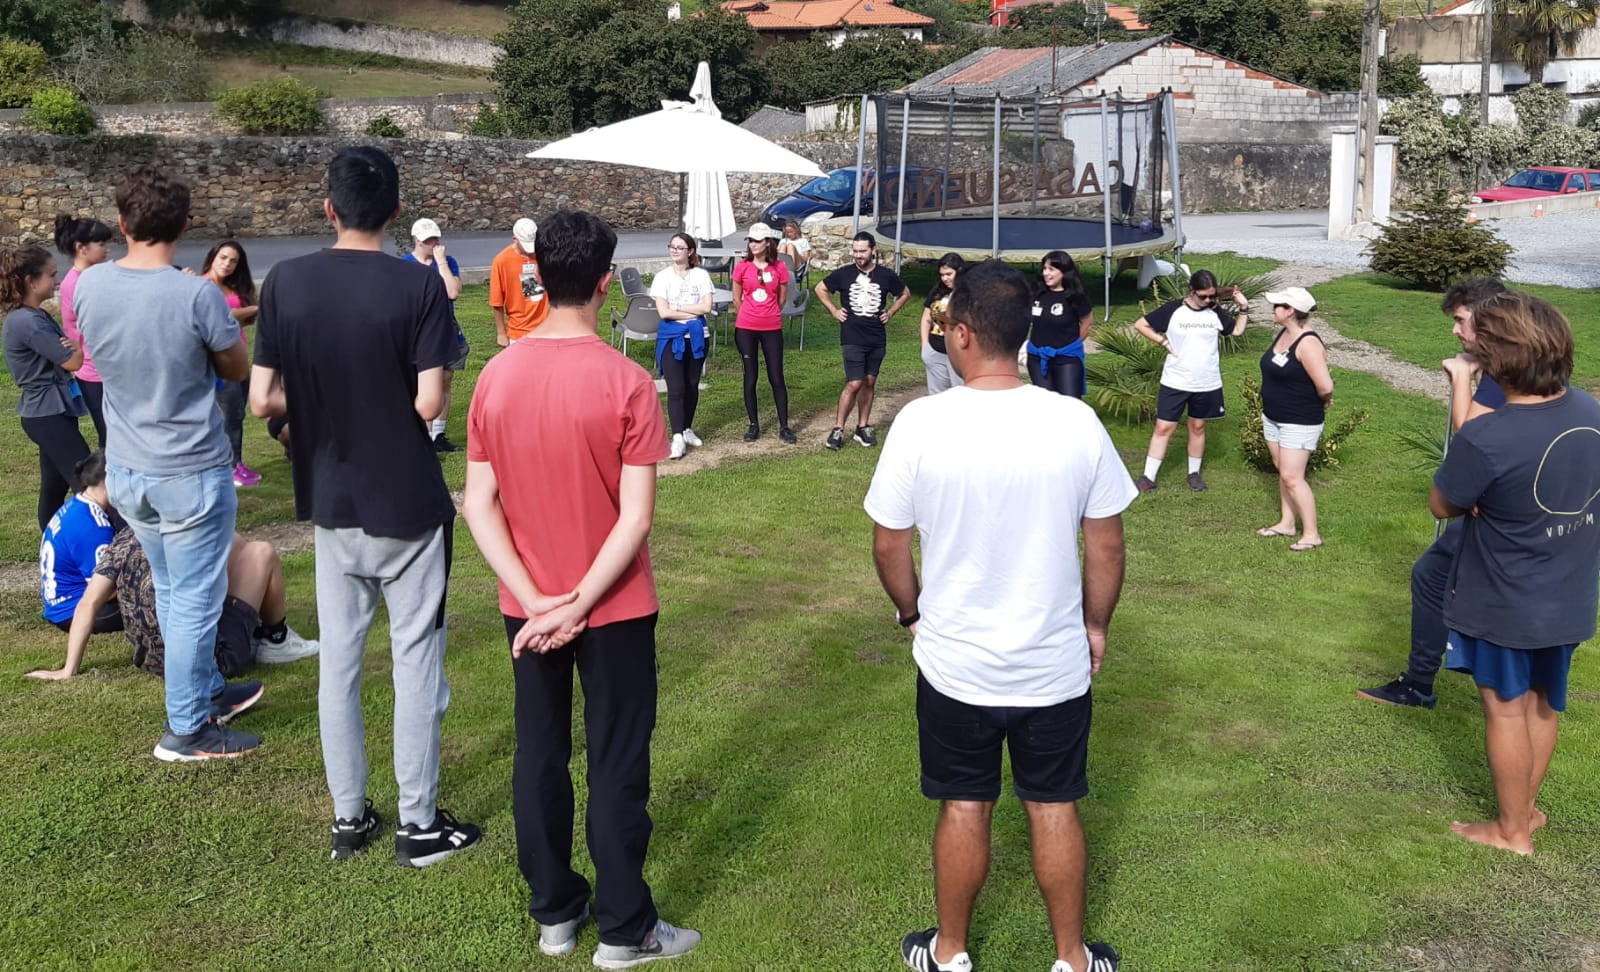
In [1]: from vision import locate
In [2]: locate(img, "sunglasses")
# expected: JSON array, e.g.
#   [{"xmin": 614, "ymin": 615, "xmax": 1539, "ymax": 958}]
[
  {"xmin": 1272, "ymin": 302, "xmax": 1291, "ymax": 310},
  {"xmin": 1194, "ymin": 291, "xmax": 1217, "ymax": 302}
]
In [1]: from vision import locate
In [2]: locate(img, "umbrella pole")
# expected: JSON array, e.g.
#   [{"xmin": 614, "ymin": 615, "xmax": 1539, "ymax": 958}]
[{"xmin": 679, "ymin": 173, "xmax": 687, "ymax": 236}]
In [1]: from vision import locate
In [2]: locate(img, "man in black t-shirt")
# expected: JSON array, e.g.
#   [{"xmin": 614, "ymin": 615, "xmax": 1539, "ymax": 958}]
[
  {"xmin": 815, "ymin": 232, "xmax": 909, "ymax": 450},
  {"xmin": 249, "ymin": 146, "xmax": 481, "ymax": 867}
]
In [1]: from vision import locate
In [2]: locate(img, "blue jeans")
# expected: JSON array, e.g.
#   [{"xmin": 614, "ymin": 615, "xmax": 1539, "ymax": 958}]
[{"xmin": 107, "ymin": 462, "xmax": 237, "ymax": 736}]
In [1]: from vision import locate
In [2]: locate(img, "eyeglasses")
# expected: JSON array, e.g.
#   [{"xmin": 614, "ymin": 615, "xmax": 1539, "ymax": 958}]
[
  {"xmin": 609, "ymin": 263, "xmax": 617, "ymax": 274},
  {"xmin": 667, "ymin": 244, "xmax": 689, "ymax": 251}
]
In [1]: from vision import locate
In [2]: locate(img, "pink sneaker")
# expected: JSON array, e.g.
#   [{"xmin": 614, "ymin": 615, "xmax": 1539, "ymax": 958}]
[{"xmin": 233, "ymin": 463, "xmax": 261, "ymax": 487}]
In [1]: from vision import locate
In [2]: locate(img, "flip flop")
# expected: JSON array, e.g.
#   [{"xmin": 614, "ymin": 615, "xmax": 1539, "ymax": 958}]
[
  {"xmin": 1256, "ymin": 527, "xmax": 1294, "ymax": 538},
  {"xmin": 1289, "ymin": 540, "xmax": 1324, "ymax": 552}
]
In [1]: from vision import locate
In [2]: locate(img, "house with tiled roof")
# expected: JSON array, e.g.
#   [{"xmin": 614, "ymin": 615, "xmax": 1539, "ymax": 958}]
[
  {"xmin": 986, "ymin": 0, "xmax": 1149, "ymax": 32},
  {"xmin": 1387, "ymin": 0, "xmax": 1600, "ymax": 104},
  {"xmin": 721, "ymin": 0, "xmax": 935, "ymax": 49}
]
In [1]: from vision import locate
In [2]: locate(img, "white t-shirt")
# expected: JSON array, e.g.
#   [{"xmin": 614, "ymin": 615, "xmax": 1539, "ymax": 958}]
[
  {"xmin": 648, "ymin": 265, "xmax": 715, "ymax": 312},
  {"xmin": 863, "ymin": 385, "xmax": 1138, "ymax": 707},
  {"xmin": 1145, "ymin": 298, "xmax": 1234, "ymax": 392}
]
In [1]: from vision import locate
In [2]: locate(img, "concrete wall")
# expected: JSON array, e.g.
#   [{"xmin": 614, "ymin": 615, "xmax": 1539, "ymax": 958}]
[
  {"xmin": 1390, "ymin": 15, "xmax": 1600, "ymax": 96},
  {"xmin": 0, "ymin": 93, "xmax": 495, "ymax": 139}
]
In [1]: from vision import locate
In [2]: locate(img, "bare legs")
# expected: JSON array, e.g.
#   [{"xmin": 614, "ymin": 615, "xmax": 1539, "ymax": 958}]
[
  {"xmin": 226, "ymin": 535, "xmax": 287, "ymax": 627},
  {"xmin": 1026, "ymin": 801, "xmax": 1090, "ymax": 971},
  {"xmin": 1144, "ymin": 418, "xmax": 1206, "ymax": 480},
  {"xmin": 1452, "ymin": 686, "xmax": 1558, "ymax": 855},
  {"xmin": 1259, "ymin": 442, "xmax": 1319, "ymax": 546},
  {"xmin": 835, "ymin": 374, "xmax": 877, "ymax": 430}
]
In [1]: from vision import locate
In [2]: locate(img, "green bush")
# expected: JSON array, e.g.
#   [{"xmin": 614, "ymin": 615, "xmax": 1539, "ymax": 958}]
[
  {"xmin": 24, "ymin": 85, "xmax": 96, "ymax": 135},
  {"xmin": 1378, "ymin": 53, "xmax": 1430, "ymax": 96},
  {"xmin": 1366, "ymin": 182, "xmax": 1513, "ymax": 290},
  {"xmin": 215, "ymin": 77, "xmax": 323, "ymax": 135},
  {"xmin": 1085, "ymin": 326, "xmax": 1167, "ymax": 423},
  {"xmin": 364, "ymin": 114, "xmax": 406, "ymax": 138},
  {"xmin": 1239, "ymin": 379, "xmax": 1370, "ymax": 473},
  {"xmin": 55, "ymin": 28, "xmax": 211, "ymax": 105},
  {"xmin": 0, "ymin": 38, "xmax": 52, "ymax": 109},
  {"xmin": 467, "ymin": 101, "xmax": 506, "ymax": 138}
]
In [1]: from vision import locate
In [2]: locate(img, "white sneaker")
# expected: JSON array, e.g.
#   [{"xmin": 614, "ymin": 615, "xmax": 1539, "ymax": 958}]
[
  {"xmin": 539, "ymin": 902, "xmax": 589, "ymax": 956},
  {"xmin": 593, "ymin": 919, "xmax": 700, "ymax": 969},
  {"xmin": 254, "ymin": 626, "xmax": 320, "ymax": 664},
  {"xmin": 669, "ymin": 433, "xmax": 687, "ymax": 460},
  {"xmin": 681, "ymin": 429, "xmax": 702, "ymax": 447}
]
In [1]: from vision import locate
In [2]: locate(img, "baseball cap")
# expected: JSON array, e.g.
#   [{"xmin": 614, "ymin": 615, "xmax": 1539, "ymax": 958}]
[
  {"xmin": 410, "ymin": 217, "xmax": 442, "ymax": 241},
  {"xmin": 513, "ymin": 218, "xmax": 538, "ymax": 249},
  {"xmin": 1262, "ymin": 286, "xmax": 1316, "ymax": 314},
  {"xmin": 745, "ymin": 221, "xmax": 779, "ymax": 241}
]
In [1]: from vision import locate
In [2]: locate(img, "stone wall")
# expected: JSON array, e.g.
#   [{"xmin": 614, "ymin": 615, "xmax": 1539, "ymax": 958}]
[
  {"xmin": 0, "ymin": 93, "xmax": 495, "ymax": 139},
  {"xmin": 1177, "ymin": 143, "xmax": 1331, "ymax": 212},
  {"xmin": 0, "ymin": 133, "xmax": 867, "ymax": 243}
]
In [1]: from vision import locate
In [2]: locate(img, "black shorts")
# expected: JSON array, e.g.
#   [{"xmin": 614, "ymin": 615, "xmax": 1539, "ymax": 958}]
[
  {"xmin": 1156, "ymin": 384, "xmax": 1226, "ymax": 422},
  {"xmin": 213, "ymin": 594, "xmax": 261, "ymax": 678},
  {"xmin": 916, "ymin": 672, "xmax": 1092, "ymax": 804},
  {"xmin": 842, "ymin": 344, "xmax": 887, "ymax": 382},
  {"xmin": 446, "ymin": 330, "xmax": 470, "ymax": 372}
]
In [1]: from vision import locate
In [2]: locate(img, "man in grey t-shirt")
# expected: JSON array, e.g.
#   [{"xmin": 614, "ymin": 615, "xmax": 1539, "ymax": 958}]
[{"xmin": 74, "ymin": 165, "xmax": 260, "ymax": 762}]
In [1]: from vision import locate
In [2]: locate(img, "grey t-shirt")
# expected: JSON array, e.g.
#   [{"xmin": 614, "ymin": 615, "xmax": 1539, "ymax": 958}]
[
  {"xmin": 1436, "ymin": 387, "xmax": 1600, "ymax": 648},
  {"xmin": 74, "ymin": 263, "xmax": 239, "ymax": 474},
  {"xmin": 2, "ymin": 307, "xmax": 86, "ymax": 418}
]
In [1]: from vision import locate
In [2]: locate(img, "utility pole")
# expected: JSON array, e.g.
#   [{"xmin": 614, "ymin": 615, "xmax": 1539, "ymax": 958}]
[
  {"xmin": 1478, "ymin": 0, "xmax": 1494, "ymax": 125},
  {"xmin": 1355, "ymin": 0, "xmax": 1382, "ymax": 223}
]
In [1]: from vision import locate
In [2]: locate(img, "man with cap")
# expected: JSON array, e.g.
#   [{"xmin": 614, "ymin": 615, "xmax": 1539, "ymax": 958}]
[
  {"xmin": 490, "ymin": 217, "xmax": 549, "ymax": 347},
  {"xmin": 404, "ymin": 217, "xmax": 468, "ymax": 453},
  {"xmin": 815, "ymin": 230, "xmax": 909, "ymax": 451}
]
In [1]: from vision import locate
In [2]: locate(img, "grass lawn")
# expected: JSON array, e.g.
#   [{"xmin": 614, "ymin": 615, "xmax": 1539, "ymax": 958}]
[
  {"xmin": 277, "ymin": 0, "xmax": 513, "ymax": 37},
  {"xmin": 195, "ymin": 37, "xmax": 492, "ymax": 101},
  {"xmin": 2, "ymin": 263, "xmax": 1597, "ymax": 970}
]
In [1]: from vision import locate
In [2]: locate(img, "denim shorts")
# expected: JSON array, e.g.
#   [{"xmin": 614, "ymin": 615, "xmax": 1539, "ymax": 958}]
[
  {"xmin": 1262, "ymin": 414, "xmax": 1324, "ymax": 451},
  {"xmin": 1445, "ymin": 631, "xmax": 1578, "ymax": 711},
  {"xmin": 915, "ymin": 673, "xmax": 1091, "ymax": 804}
]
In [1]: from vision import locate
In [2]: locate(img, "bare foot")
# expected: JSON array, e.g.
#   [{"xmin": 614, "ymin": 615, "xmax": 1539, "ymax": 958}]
[
  {"xmin": 1530, "ymin": 807, "xmax": 1548, "ymax": 834},
  {"xmin": 1450, "ymin": 819, "xmax": 1533, "ymax": 855}
]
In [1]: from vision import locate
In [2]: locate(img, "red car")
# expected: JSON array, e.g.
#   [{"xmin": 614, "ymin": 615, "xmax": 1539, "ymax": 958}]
[{"xmin": 1471, "ymin": 166, "xmax": 1600, "ymax": 202}]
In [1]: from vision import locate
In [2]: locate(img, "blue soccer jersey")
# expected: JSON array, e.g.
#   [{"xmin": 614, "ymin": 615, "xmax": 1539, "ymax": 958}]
[{"xmin": 40, "ymin": 495, "xmax": 114, "ymax": 624}]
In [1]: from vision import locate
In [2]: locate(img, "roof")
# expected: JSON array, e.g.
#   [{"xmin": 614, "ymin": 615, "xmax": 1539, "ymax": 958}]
[
  {"xmin": 907, "ymin": 36, "xmax": 1167, "ymax": 95},
  {"xmin": 993, "ymin": 0, "xmax": 1149, "ymax": 31},
  {"xmin": 739, "ymin": 105, "xmax": 808, "ymax": 137},
  {"xmin": 721, "ymin": 0, "xmax": 935, "ymax": 31}
]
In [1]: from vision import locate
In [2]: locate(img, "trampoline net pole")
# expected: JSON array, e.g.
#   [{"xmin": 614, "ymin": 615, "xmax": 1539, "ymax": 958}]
[
  {"xmin": 853, "ymin": 94, "xmax": 869, "ymax": 235},
  {"xmin": 1163, "ymin": 90, "xmax": 1186, "ymax": 264},
  {"xmin": 1100, "ymin": 92, "xmax": 1113, "ymax": 321},
  {"xmin": 992, "ymin": 94, "xmax": 1002, "ymax": 259},
  {"xmin": 1030, "ymin": 90, "xmax": 1041, "ymax": 216},
  {"xmin": 943, "ymin": 90, "xmax": 954, "ymax": 219},
  {"xmin": 895, "ymin": 96, "xmax": 911, "ymax": 272}
]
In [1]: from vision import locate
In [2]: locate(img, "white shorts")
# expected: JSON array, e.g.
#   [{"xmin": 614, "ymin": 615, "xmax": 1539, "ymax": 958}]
[{"xmin": 1262, "ymin": 414, "xmax": 1324, "ymax": 451}]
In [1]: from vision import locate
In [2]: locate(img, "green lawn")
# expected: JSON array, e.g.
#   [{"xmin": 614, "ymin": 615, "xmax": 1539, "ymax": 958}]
[
  {"xmin": 2, "ymin": 265, "xmax": 1597, "ymax": 970},
  {"xmin": 195, "ymin": 37, "xmax": 493, "ymax": 101},
  {"xmin": 277, "ymin": 0, "xmax": 513, "ymax": 37}
]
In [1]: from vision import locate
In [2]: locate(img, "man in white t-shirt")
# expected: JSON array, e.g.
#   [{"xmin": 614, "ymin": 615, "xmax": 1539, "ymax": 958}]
[
  {"xmin": 865, "ymin": 259, "xmax": 1136, "ymax": 972},
  {"xmin": 1130, "ymin": 269, "xmax": 1248, "ymax": 492}
]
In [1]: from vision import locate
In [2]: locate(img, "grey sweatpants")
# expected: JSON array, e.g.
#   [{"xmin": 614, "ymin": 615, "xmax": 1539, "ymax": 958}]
[{"xmin": 315, "ymin": 524, "xmax": 451, "ymax": 828}]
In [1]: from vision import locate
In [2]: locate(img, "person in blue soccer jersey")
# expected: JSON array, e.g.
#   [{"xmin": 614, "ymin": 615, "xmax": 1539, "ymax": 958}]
[{"xmin": 38, "ymin": 451, "xmax": 120, "ymax": 635}]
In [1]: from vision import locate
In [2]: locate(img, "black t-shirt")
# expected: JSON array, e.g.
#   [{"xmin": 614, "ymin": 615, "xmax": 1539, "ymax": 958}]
[
  {"xmin": 1029, "ymin": 289, "xmax": 1093, "ymax": 348},
  {"xmin": 1435, "ymin": 387, "xmax": 1600, "ymax": 648},
  {"xmin": 823, "ymin": 263, "xmax": 906, "ymax": 348},
  {"xmin": 923, "ymin": 289, "xmax": 953, "ymax": 354},
  {"xmin": 255, "ymin": 249, "xmax": 457, "ymax": 537}
]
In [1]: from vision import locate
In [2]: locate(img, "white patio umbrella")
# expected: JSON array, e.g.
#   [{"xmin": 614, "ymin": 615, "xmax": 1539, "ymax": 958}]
[
  {"xmin": 680, "ymin": 62, "xmax": 735, "ymax": 242},
  {"xmin": 527, "ymin": 62, "xmax": 824, "ymax": 238}
]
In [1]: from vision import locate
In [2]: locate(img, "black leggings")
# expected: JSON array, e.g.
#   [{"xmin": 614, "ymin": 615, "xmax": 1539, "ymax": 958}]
[
  {"xmin": 20, "ymin": 413, "xmax": 90, "ymax": 535},
  {"xmin": 79, "ymin": 379, "xmax": 106, "ymax": 449},
  {"xmin": 736, "ymin": 328, "xmax": 789, "ymax": 429},
  {"xmin": 1027, "ymin": 353, "xmax": 1085, "ymax": 398},
  {"xmin": 660, "ymin": 349, "xmax": 705, "ymax": 435}
]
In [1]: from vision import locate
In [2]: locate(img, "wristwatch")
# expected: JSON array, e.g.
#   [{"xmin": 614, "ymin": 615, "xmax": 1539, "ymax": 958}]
[{"xmin": 897, "ymin": 610, "xmax": 920, "ymax": 628}]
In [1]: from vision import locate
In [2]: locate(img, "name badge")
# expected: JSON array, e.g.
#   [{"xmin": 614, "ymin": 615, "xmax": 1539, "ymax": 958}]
[
  {"xmin": 1272, "ymin": 351, "xmax": 1290, "ymax": 367},
  {"xmin": 1031, "ymin": 304, "xmax": 1043, "ymax": 317}
]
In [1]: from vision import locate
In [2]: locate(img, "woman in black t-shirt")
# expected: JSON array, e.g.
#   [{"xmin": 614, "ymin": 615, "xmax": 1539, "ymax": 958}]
[
  {"xmin": 919, "ymin": 252, "xmax": 965, "ymax": 395},
  {"xmin": 1026, "ymin": 250, "xmax": 1094, "ymax": 397},
  {"xmin": 1255, "ymin": 286, "xmax": 1334, "ymax": 552}
]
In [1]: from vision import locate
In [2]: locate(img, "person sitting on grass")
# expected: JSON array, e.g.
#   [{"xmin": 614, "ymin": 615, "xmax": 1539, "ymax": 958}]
[
  {"xmin": 27, "ymin": 525, "xmax": 319, "ymax": 682},
  {"xmin": 38, "ymin": 450, "xmax": 121, "ymax": 637},
  {"xmin": 1429, "ymin": 291, "xmax": 1600, "ymax": 855}
]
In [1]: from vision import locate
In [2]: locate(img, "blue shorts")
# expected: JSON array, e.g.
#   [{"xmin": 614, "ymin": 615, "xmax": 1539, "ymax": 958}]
[{"xmin": 1444, "ymin": 632, "xmax": 1578, "ymax": 711}]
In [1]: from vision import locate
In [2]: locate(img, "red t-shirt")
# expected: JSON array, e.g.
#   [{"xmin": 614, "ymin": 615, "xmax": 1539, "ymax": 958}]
[
  {"xmin": 467, "ymin": 334, "xmax": 670, "ymax": 626},
  {"xmin": 732, "ymin": 259, "xmax": 789, "ymax": 332}
]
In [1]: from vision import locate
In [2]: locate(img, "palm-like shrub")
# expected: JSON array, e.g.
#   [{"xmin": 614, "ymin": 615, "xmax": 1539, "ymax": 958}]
[
  {"xmin": 1086, "ymin": 326, "xmax": 1168, "ymax": 423},
  {"xmin": 1239, "ymin": 379, "xmax": 1371, "ymax": 473}
]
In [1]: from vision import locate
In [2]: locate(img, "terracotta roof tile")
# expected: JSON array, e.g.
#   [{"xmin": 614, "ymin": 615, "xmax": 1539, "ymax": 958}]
[{"xmin": 721, "ymin": 0, "xmax": 935, "ymax": 30}]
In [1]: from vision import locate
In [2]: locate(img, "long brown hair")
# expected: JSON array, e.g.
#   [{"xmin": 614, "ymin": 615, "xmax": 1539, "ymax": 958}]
[
  {"xmin": 669, "ymin": 232, "xmax": 699, "ymax": 269},
  {"xmin": 0, "ymin": 245, "xmax": 53, "ymax": 312},
  {"xmin": 201, "ymin": 240, "xmax": 256, "ymax": 306},
  {"xmin": 749, "ymin": 237, "xmax": 778, "ymax": 264}
]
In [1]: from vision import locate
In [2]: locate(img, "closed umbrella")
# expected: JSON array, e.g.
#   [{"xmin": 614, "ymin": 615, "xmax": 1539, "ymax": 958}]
[{"xmin": 681, "ymin": 62, "xmax": 736, "ymax": 242}]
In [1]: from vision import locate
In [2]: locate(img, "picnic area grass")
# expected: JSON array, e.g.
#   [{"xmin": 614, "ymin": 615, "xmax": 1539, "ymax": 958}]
[{"xmin": 2, "ymin": 262, "xmax": 1597, "ymax": 971}]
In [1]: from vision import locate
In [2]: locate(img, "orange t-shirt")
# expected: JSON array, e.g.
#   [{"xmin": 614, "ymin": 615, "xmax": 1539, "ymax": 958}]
[
  {"xmin": 488, "ymin": 244, "xmax": 549, "ymax": 340},
  {"xmin": 467, "ymin": 334, "xmax": 670, "ymax": 626}
]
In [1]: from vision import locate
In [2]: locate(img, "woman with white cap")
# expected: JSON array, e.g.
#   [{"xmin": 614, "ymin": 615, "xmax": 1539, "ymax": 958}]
[
  {"xmin": 1255, "ymin": 285, "xmax": 1334, "ymax": 551},
  {"xmin": 731, "ymin": 222, "xmax": 795, "ymax": 444}
]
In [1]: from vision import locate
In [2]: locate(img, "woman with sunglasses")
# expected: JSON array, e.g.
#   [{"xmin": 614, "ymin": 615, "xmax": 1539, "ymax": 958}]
[
  {"xmin": 1131, "ymin": 269, "xmax": 1248, "ymax": 493},
  {"xmin": 1027, "ymin": 249, "xmax": 1094, "ymax": 397},
  {"xmin": 651, "ymin": 233, "xmax": 714, "ymax": 459},
  {"xmin": 1255, "ymin": 287, "xmax": 1332, "ymax": 551}
]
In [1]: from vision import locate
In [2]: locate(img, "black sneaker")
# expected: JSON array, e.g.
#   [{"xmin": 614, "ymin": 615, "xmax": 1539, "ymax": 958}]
[
  {"xmin": 1070, "ymin": 942, "xmax": 1121, "ymax": 972},
  {"xmin": 825, "ymin": 427, "xmax": 845, "ymax": 451},
  {"xmin": 153, "ymin": 720, "xmax": 260, "ymax": 763},
  {"xmin": 900, "ymin": 927, "xmax": 972, "ymax": 972},
  {"xmin": 1186, "ymin": 471, "xmax": 1208, "ymax": 492},
  {"xmin": 210, "ymin": 680, "xmax": 264, "ymax": 724},
  {"xmin": 743, "ymin": 423, "xmax": 761, "ymax": 442},
  {"xmin": 1357, "ymin": 676, "xmax": 1437, "ymax": 709},
  {"xmin": 395, "ymin": 808, "xmax": 481, "ymax": 868},
  {"xmin": 778, "ymin": 427, "xmax": 797, "ymax": 444},
  {"xmin": 1135, "ymin": 475, "xmax": 1157, "ymax": 494},
  {"xmin": 433, "ymin": 433, "xmax": 458, "ymax": 454},
  {"xmin": 331, "ymin": 799, "xmax": 382, "ymax": 861},
  {"xmin": 853, "ymin": 425, "xmax": 877, "ymax": 447}
]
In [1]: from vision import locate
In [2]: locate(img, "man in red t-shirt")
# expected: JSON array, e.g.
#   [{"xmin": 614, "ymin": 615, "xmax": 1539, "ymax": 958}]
[{"xmin": 462, "ymin": 210, "xmax": 699, "ymax": 969}]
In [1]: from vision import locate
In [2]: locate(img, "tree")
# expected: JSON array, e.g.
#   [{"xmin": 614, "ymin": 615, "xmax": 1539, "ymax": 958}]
[
  {"xmin": 0, "ymin": 0, "xmax": 111, "ymax": 56},
  {"xmin": 1274, "ymin": 2, "xmax": 1363, "ymax": 91},
  {"xmin": 1494, "ymin": 0, "xmax": 1599, "ymax": 84},
  {"xmin": 493, "ymin": 0, "xmax": 765, "ymax": 137},
  {"xmin": 762, "ymin": 31, "xmax": 964, "ymax": 110},
  {"xmin": 141, "ymin": 0, "xmax": 285, "ymax": 27},
  {"xmin": 1139, "ymin": 0, "xmax": 1311, "ymax": 74}
]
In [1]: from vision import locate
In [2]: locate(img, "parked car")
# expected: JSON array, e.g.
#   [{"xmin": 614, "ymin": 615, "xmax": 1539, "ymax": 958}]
[
  {"xmin": 1471, "ymin": 166, "xmax": 1600, "ymax": 203},
  {"xmin": 759, "ymin": 166, "xmax": 961, "ymax": 226}
]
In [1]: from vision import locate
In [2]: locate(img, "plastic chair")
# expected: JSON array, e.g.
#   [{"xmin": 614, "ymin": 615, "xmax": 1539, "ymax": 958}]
[
  {"xmin": 780, "ymin": 276, "xmax": 811, "ymax": 351},
  {"xmin": 619, "ymin": 266, "xmax": 648, "ymax": 299},
  {"xmin": 609, "ymin": 295, "xmax": 661, "ymax": 356}
]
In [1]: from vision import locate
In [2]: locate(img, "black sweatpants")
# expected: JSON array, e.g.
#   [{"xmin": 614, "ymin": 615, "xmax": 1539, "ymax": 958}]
[
  {"xmin": 79, "ymin": 379, "xmax": 106, "ymax": 449},
  {"xmin": 1405, "ymin": 520, "xmax": 1463, "ymax": 691},
  {"xmin": 509, "ymin": 612, "xmax": 660, "ymax": 947},
  {"xmin": 1027, "ymin": 352, "xmax": 1085, "ymax": 398},
  {"xmin": 736, "ymin": 327, "xmax": 789, "ymax": 429},
  {"xmin": 20, "ymin": 413, "xmax": 89, "ymax": 535},
  {"xmin": 660, "ymin": 350, "xmax": 705, "ymax": 436}
]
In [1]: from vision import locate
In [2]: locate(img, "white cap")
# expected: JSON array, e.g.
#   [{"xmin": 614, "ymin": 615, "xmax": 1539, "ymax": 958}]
[
  {"xmin": 410, "ymin": 217, "xmax": 442, "ymax": 242},
  {"xmin": 1263, "ymin": 286, "xmax": 1317, "ymax": 314},
  {"xmin": 745, "ymin": 221, "xmax": 779, "ymax": 241},
  {"xmin": 512, "ymin": 217, "xmax": 538, "ymax": 249}
]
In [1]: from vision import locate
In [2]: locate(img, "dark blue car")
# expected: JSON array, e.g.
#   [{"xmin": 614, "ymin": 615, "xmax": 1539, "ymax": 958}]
[{"xmin": 759, "ymin": 167, "xmax": 959, "ymax": 226}]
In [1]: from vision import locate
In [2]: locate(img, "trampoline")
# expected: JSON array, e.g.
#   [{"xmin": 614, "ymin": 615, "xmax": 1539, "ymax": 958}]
[{"xmin": 878, "ymin": 215, "xmax": 1175, "ymax": 266}]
